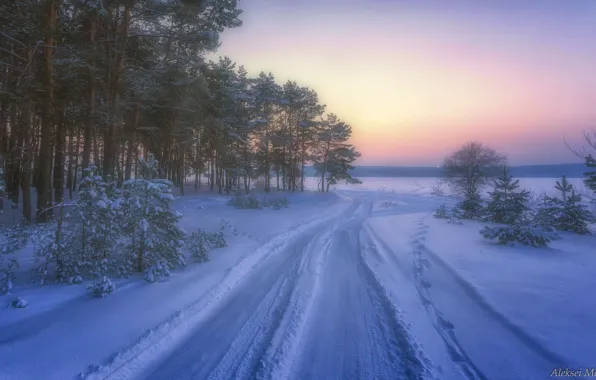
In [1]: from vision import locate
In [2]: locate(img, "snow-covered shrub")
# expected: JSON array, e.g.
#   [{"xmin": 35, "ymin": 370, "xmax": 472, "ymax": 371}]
[
  {"xmin": 33, "ymin": 167, "xmax": 123, "ymax": 284},
  {"xmin": 430, "ymin": 180, "xmax": 446, "ymax": 196},
  {"xmin": 186, "ymin": 219, "xmax": 236, "ymax": 263},
  {"xmin": 380, "ymin": 200, "xmax": 397, "ymax": 208},
  {"xmin": 262, "ymin": 196, "xmax": 290, "ymax": 210},
  {"xmin": 145, "ymin": 260, "xmax": 171, "ymax": 283},
  {"xmin": 88, "ymin": 276, "xmax": 116, "ymax": 298},
  {"xmin": 433, "ymin": 204, "xmax": 449, "ymax": 219},
  {"xmin": 535, "ymin": 176, "xmax": 593, "ymax": 235},
  {"xmin": 75, "ymin": 167, "xmax": 121, "ymax": 277},
  {"xmin": 483, "ymin": 168, "xmax": 530, "ymax": 225},
  {"xmin": 480, "ymin": 225, "xmax": 558, "ymax": 247},
  {"xmin": 228, "ymin": 194, "xmax": 262, "ymax": 209},
  {"xmin": 138, "ymin": 153, "xmax": 160, "ymax": 180},
  {"xmin": 187, "ymin": 230, "xmax": 211, "ymax": 262},
  {"xmin": 32, "ymin": 208, "xmax": 82, "ymax": 285},
  {"xmin": 456, "ymin": 192, "xmax": 484, "ymax": 219},
  {"xmin": 11, "ymin": 297, "xmax": 28, "ymax": 308},
  {"xmin": 219, "ymin": 218, "xmax": 238, "ymax": 237},
  {"xmin": 0, "ymin": 220, "xmax": 30, "ymax": 254},
  {"xmin": 119, "ymin": 160, "xmax": 186, "ymax": 274},
  {"xmin": 0, "ymin": 257, "xmax": 18, "ymax": 294},
  {"xmin": 433, "ymin": 204, "xmax": 463, "ymax": 224}
]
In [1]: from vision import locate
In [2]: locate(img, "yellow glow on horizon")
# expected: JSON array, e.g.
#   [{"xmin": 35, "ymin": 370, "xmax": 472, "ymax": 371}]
[{"xmin": 212, "ymin": 3, "xmax": 596, "ymax": 165}]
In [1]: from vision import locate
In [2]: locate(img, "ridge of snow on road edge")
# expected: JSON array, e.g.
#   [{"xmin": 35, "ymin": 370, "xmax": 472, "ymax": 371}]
[{"xmin": 79, "ymin": 199, "xmax": 353, "ymax": 380}]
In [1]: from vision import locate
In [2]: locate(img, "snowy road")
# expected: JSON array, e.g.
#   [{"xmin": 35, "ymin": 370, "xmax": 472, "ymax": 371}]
[
  {"xmin": 83, "ymin": 195, "xmax": 567, "ymax": 380},
  {"xmin": 142, "ymin": 199, "xmax": 425, "ymax": 380}
]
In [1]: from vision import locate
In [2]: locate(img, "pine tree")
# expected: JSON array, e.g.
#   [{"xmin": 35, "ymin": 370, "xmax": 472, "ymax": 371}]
[
  {"xmin": 584, "ymin": 154, "xmax": 596, "ymax": 194},
  {"xmin": 313, "ymin": 115, "xmax": 361, "ymax": 192},
  {"xmin": 120, "ymin": 156, "xmax": 186, "ymax": 280},
  {"xmin": 88, "ymin": 276, "xmax": 116, "ymax": 298},
  {"xmin": 187, "ymin": 230, "xmax": 212, "ymax": 263},
  {"xmin": 484, "ymin": 167, "xmax": 530, "ymax": 224},
  {"xmin": 555, "ymin": 175, "xmax": 573, "ymax": 201},
  {"xmin": 457, "ymin": 190, "xmax": 483, "ymax": 219},
  {"xmin": 556, "ymin": 190, "xmax": 593, "ymax": 234},
  {"xmin": 535, "ymin": 176, "xmax": 593, "ymax": 235},
  {"xmin": 75, "ymin": 166, "xmax": 121, "ymax": 278},
  {"xmin": 480, "ymin": 225, "xmax": 558, "ymax": 247}
]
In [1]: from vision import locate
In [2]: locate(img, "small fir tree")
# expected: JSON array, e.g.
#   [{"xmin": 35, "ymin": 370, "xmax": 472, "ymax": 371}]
[
  {"xmin": 556, "ymin": 190, "xmax": 593, "ymax": 234},
  {"xmin": 434, "ymin": 204, "xmax": 449, "ymax": 219},
  {"xmin": 88, "ymin": 276, "xmax": 116, "ymax": 298},
  {"xmin": 480, "ymin": 225, "xmax": 558, "ymax": 247},
  {"xmin": 0, "ymin": 257, "xmax": 18, "ymax": 294},
  {"xmin": 484, "ymin": 167, "xmax": 530, "ymax": 225},
  {"xmin": 535, "ymin": 176, "xmax": 593, "ymax": 235},
  {"xmin": 120, "ymin": 156, "xmax": 186, "ymax": 280},
  {"xmin": 456, "ymin": 190, "xmax": 483, "ymax": 219},
  {"xmin": 75, "ymin": 166, "xmax": 121, "ymax": 278},
  {"xmin": 187, "ymin": 230, "xmax": 212, "ymax": 263},
  {"xmin": 555, "ymin": 175, "xmax": 573, "ymax": 201}
]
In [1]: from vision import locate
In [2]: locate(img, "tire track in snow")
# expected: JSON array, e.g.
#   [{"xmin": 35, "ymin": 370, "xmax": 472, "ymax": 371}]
[
  {"xmin": 288, "ymin": 206, "xmax": 428, "ymax": 380},
  {"xmin": 255, "ymin": 219, "xmax": 338, "ymax": 380}
]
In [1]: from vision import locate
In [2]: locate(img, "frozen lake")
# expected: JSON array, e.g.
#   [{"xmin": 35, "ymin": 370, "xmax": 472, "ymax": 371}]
[{"xmin": 304, "ymin": 176, "xmax": 589, "ymax": 197}]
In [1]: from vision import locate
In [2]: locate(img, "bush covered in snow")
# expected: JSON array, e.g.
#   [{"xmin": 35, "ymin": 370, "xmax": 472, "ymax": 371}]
[
  {"xmin": 434, "ymin": 204, "xmax": 463, "ymax": 224},
  {"xmin": 0, "ymin": 221, "xmax": 31, "ymax": 254},
  {"xmin": 262, "ymin": 196, "xmax": 290, "ymax": 210},
  {"xmin": 186, "ymin": 220, "xmax": 236, "ymax": 263},
  {"xmin": 88, "ymin": 276, "xmax": 116, "ymax": 298},
  {"xmin": 228, "ymin": 194, "xmax": 262, "ymax": 209},
  {"xmin": 430, "ymin": 180, "xmax": 447, "ymax": 196},
  {"xmin": 456, "ymin": 192, "xmax": 484, "ymax": 220},
  {"xmin": 480, "ymin": 225, "xmax": 559, "ymax": 247},
  {"xmin": 0, "ymin": 257, "xmax": 18, "ymax": 294},
  {"xmin": 145, "ymin": 261, "xmax": 171, "ymax": 283},
  {"xmin": 229, "ymin": 194, "xmax": 290, "ymax": 210},
  {"xmin": 187, "ymin": 230, "xmax": 212, "ymax": 262},
  {"xmin": 433, "ymin": 204, "xmax": 449, "ymax": 219},
  {"xmin": 29, "ymin": 157, "xmax": 189, "ymax": 287},
  {"xmin": 11, "ymin": 297, "xmax": 28, "ymax": 308}
]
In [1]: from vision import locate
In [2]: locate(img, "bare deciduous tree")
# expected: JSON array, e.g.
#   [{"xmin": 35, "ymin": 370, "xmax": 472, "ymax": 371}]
[
  {"xmin": 565, "ymin": 130, "xmax": 596, "ymax": 195},
  {"xmin": 442, "ymin": 141, "xmax": 506, "ymax": 197}
]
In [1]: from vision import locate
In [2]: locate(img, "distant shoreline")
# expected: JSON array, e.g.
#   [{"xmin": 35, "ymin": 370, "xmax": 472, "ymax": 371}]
[{"xmin": 304, "ymin": 163, "xmax": 589, "ymax": 178}]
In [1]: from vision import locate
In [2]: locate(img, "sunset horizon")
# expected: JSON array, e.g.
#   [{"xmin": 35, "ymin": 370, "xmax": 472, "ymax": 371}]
[{"xmin": 212, "ymin": 0, "xmax": 596, "ymax": 166}]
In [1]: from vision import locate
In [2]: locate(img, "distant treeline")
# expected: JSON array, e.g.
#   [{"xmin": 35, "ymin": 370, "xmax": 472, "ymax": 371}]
[{"xmin": 304, "ymin": 163, "xmax": 589, "ymax": 178}]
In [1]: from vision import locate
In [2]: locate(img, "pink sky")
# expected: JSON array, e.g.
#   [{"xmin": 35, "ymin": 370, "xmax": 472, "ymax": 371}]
[{"xmin": 212, "ymin": 0, "xmax": 596, "ymax": 165}]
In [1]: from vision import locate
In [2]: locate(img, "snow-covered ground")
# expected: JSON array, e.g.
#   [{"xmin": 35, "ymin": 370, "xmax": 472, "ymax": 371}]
[{"xmin": 1, "ymin": 178, "xmax": 595, "ymax": 380}]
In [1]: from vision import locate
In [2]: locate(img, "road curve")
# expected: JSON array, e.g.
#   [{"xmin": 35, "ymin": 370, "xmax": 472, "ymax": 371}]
[{"xmin": 143, "ymin": 198, "xmax": 427, "ymax": 380}]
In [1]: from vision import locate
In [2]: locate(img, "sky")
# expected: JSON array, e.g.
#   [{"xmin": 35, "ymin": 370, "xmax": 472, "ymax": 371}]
[{"xmin": 212, "ymin": 0, "xmax": 596, "ymax": 166}]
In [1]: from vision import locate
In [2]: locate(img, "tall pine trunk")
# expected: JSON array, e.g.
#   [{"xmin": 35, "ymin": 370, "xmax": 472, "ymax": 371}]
[
  {"xmin": 82, "ymin": 13, "xmax": 96, "ymax": 175},
  {"xmin": 53, "ymin": 118, "xmax": 65, "ymax": 204},
  {"xmin": 37, "ymin": 0, "xmax": 58, "ymax": 222}
]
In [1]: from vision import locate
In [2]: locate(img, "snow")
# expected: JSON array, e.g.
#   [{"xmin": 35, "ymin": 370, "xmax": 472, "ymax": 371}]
[{"xmin": 1, "ymin": 179, "xmax": 595, "ymax": 380}]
